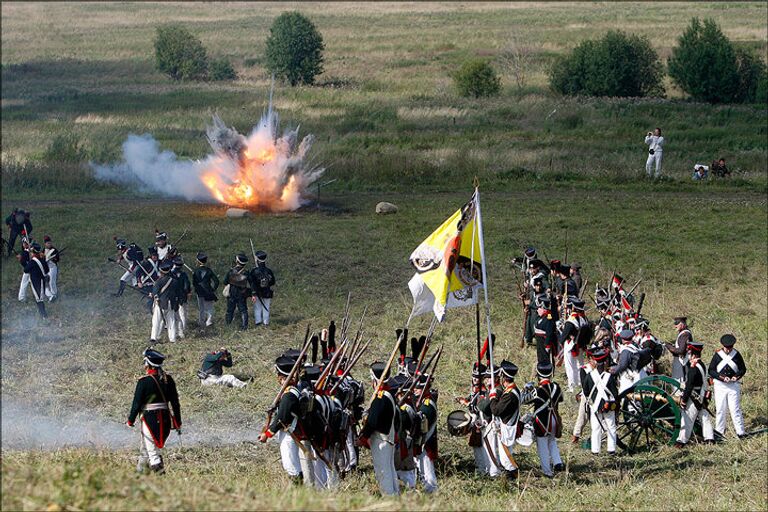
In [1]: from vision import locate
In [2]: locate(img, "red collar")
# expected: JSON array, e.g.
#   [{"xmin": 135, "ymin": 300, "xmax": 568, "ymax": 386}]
[
  {"xmin": 146, "ymin": 368, "xmax": 158, "ymax": 376},
  {"xmin": 539, "ymin": 379, "xmax": 550, "ymax": 385}
]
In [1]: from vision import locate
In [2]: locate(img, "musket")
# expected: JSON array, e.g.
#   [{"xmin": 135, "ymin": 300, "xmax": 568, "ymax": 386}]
[
  {"xmin": 636, "ymin": 292, "xmax": 646, "ymax": 315},
  {"xmin": 516, "ymin": 277, "xmax": 529, "ymax": 349},
  {"xmin": 415, "ymin": 344, "xmax": 444, "ymax": 409},
  {"xmin": 626, "ymin": 278, "xmax": 643, "ymax": 299},
  {"xmin": 397, "ymin": 334, "xmax": 433, "ymax": 406},
  {"xmin": 364, "ymin": 324, "xmax": 408, "ymax": 415},
  {"xmin": 315, "ymin": 334, "xmax": 352, "ymax": 392},
  {"xmin": 563, "ymin": 230, "xmax": 568, "ymax": 264},
  {"xmin": 263, "ymin": 324, "xmax": 312, "ymax": 432},
  {"xmin": 328, "ymin": 339, "xmax": 371, "ymax": 395},
  {"xmin": 169, "ymin": 228, "xmax": 189, "ymax": 251},
  {"xmin": 249, "ymin": 238, "xmax": 258, "ymax": 265},
  {"xmin": 339, "ymin": 292, "xmax": 352, "ymax": 342},
  {"xmin": 579, "ymin": 278, "xmax": 589, "ymax": 299}
]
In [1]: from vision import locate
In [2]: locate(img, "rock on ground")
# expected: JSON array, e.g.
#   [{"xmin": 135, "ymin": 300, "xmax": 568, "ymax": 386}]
[
  {"xmin": 375, "ymin": 202, "xmax": 398, "ymax": 214},
  {"xmin": 226, "ymin": 208, "xmax": 251, "ymax": 218}
]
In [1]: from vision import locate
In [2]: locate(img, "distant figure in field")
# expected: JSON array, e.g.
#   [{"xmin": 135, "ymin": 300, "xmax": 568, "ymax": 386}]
[
  {"xmin": 5, "ymin": 208, "xmax": 32, "ymax": 257},
  {"xmin": 644, "ymin": 128, "xmax": 664, "ymax": 178},
  {"xmin": 711, "ymin": 158, "xmax": 731, "ymax": 178},
  {"xmin": 692, "ymin": 164, "xmax": 709, "ymax": 181}
]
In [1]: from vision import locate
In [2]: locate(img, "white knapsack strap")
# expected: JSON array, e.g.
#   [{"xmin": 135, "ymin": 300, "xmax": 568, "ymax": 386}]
[
  {"xmin": 716, "ymin": 349, "xmax": 739, "ymax": 373},
  {"xmin": 588, "ymin": 369, "xmax": 613, "ymax": 409}
]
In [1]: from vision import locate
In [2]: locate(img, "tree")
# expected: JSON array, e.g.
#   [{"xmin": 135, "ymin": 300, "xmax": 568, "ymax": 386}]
[
  {"xmin": 154, "ymin": 25, "xmax": 209, "ymax": 81},
  {"xmin": 265, "ymin": 12, "xmax": 324, "ymax": 86},
  {"xmin": 453, "ymin": 59, "xmax": 501, "ymax": 98},
  {"xmin": 210, "ymin": 58, "xmax": 237, "ymax": 81},
  {"xmin": 549, "ymin": 31, "xmax": 664, "ymax": 97},
  {"xmin": 734, "ymin": 47, "xmax": 766, "ymax": 103},
  {"xmin": 498, "ymin": 34, "xmax": 534, "ymax": 90}
]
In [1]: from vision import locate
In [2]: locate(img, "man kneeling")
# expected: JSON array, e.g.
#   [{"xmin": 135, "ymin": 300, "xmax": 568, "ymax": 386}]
[{"xmin": 198, "ymin": 347, "xmax": 248, "ymax": 388}]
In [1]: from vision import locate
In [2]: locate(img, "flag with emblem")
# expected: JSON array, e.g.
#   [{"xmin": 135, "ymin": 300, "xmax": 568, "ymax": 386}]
[{"xmin": 408, "ymin": 191, "xmax": 483, "ymax": 321}]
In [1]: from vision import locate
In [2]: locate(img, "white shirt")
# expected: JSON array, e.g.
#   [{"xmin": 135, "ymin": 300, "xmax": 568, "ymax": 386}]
[{"xmin": 645, "ymin": 135, "xmax": 664, "ymax": 153}]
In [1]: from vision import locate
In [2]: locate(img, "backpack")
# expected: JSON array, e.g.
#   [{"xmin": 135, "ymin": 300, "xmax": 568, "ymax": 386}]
[
  {"xmin": 126, "ymin": 244, "xmax": 144, "ymax": 263},
  {"xmin": 631, "ymin": 348, "xmax": 654, "ymax": 372}
]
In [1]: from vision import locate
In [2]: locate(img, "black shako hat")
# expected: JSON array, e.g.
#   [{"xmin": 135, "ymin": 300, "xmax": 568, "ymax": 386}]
[
  {"xmin": 274, "ymin": 356, "xmax": 296, "ymax": 376},
  {"xmin": 720, "ymin": 334, "xmax": 737, "ymax": 347},
  {"xmin": 499, "ymin": 360, "xmax": 518, "ymax": 379},
  {"xmin": 196, "ymin": 251, "xmax": 208, "ymax": 264},
  {"xmin": 143, "ymin": 348, "xmax": 166, "ymax": 367},
  {"xmin": 370, "ymin": 362, "xmax": 390, "ymax": 381},
  {"xmin": 537, "ymin": 362, "xmax": 554, "ymax": 379}
]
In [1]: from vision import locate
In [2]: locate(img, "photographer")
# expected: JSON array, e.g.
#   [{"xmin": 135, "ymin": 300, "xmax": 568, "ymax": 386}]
[
  {"xmin": 644, "ymin": 128, "xmax": 665, "ymax": 178},
  {"xmin": 198, "ymin": 347, "xmax": 248, "ymax": 388}
]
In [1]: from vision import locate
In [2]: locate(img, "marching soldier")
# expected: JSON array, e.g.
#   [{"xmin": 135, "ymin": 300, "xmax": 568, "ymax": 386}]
[
  {"xmin": 581, "ymin": 348, "xmax": 619, "ymax": 455},
  {"xmin": 192, "ymin": 251, "xmax": 219, "ymax": 328},
  {"xmin": 18, "ymin": 241, "xmax": 49, "ymax": 318},
  {"xmin": 534, "ymin": 295, "xmax": 558, "ymax": 367},
  {"xmin": 675, "ymin": 341, "xmax": 714, "ymax": 447},
  {"xmin": 224, "ymin": 253, "xmax": 250, "ymax": 330},
  {"xmin": 359, "ymin": 362, "xmax": 400, "ymax": 496},
  {"xmin": 558, "ymin": 297, "xmax": 590, "ymax": 392},
  {"xmin": 708, "ymin": 334, "xmax": 747, "ymax": 438},
  {"xmin": 525, "ymin": 363, "xmax": 564, "ymax": 478},
  {"xmin": 113, "ymin": 239, "xmax": 143, "ymax": 297},
  {"xmin": 150, "ymin": 261, "xmax": 179, "ymax": 343},
  {"xmin": 665, "ymin": 316, "xmax": 693, "ymax": 385},
  {"xmin": 43, "ymin": 235, "xmax": 60, "ymax": 302},
  {"xmin": 487, "ymin": 360, "xmax": 521, "ymax": 481},
  {"xmin": 198, "ymin": 347, "xmax": 248, "ymax": 388},
  {"xmin": 171, "ymin": 256, "xmax": 190, "ymax": 335},
  {"xmin": 249, "ymin": 250, "xmax": 275, "ymax": 327},
  {"xmin": 154, "ymin": 232, "xmax": 174, "ymax": 262},
  {"xmin": 127, "ymin": 348, "xmax": 181, "ymax": 474},
  {"xmin": 5, "ymin": 208, "xmax": 32, "ymax": 256},
  {"xmin": 414, "ymin": 374, "xmax": 438, "ymax": 493}
]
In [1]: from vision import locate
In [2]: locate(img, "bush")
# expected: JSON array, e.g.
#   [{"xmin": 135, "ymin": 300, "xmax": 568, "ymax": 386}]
[
  {"xmin": 453, "ymin": 59, "xmax": 501, "ymax": 98},
  {"xmin": 756, "ymin": 70, "xmax": 768, "ymax": 104},
  {"xmin": 549, "ymin": 31, "xmax": 664, "ymax": 97},
  {"xmin": 43, "ymin": 133, "xmax": 87, "ymax": 164},
  {"xmin": 154, "ymin": 24, "xmax": 209, "ymax": 81},
  {"xmin": 668, "ymin": 18, "xmax": 742, "ymax": 103},
  {"xmin": 209, "ymin": 58, "xmax": 237, "ymax": 81},
  {"xmin": 265, "ymin": 12, "xmax": 324, "ymax": 86},
  {"xmin": 734, "ymin": 47, "xmax": 766, "ymax": 103}
]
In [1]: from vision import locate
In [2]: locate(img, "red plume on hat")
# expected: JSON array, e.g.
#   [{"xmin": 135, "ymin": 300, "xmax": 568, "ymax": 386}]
[{"xmin": 44, "ymin": 235, "xmax": 51, "ymax": 242}]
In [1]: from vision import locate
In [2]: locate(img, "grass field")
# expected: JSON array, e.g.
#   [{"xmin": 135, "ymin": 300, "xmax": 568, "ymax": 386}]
[{"xmin": 1, "ymin": 2, "xmax": 767, "ymax": 511}]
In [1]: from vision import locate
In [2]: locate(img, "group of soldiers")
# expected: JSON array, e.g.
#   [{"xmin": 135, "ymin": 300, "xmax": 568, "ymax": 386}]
[
  {"xmin": 5, "ymin": 208, "xmax": 61, "ymax": 318},
  {"xmin": 109, "ymin": 230, "xmax": 275, "ymax": 342}
]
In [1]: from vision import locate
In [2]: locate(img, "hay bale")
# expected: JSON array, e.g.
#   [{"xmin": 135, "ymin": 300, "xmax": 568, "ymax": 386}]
[
  {"xmin": 226, "ymin": 208, "xmax": 251, "ymax": 218},
  {"xmin": 375, "ymin": 202, "xmax": 398, "ymax": 214}
]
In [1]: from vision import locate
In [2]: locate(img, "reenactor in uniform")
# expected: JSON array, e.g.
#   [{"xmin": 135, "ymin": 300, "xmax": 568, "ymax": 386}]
[
  {"xmin": 224, "ymin": 253, "xmax": 250, "ymax": 330},
  {"xmin": 154, "ymin": 231, "xmax": 174, "ymax": 262},
  {"xmin": 665, "ymin": 316, "xmax": 693, "ymax": 385},
  {"xmin": 17, "ymin": 241, "xmax": 49, "ymax": 318},
  {"xmin": 534, "ymin": 295, "xmax": 558, "ymax": 367},
  {"xmin": 16, "ymin": 237, "xmax": 32, "ymax": 302},
  {"xmin": 570, "ymin": 263, "xmax": 583, "ymax": 291},
  {"xmin": 249, "ymin": 250, "xmax": 275, "ymax": 327},
  {"xmin": 198, "ymin": 347, "xmax": 248, "ymax": 388},
  {"xmin": 5, "ymin": 208, "xmax": 32, "ymax": 256},
  {"xmin": 413, "ymin": 374, "xmax": 438, "ymax": 493},
  {"xmin": 43, "ymin": 235, "xmax": 60, "ymax": 302},
  {"xmin": 136, "ymin": 247, "xmax": 159, "ymax": 313},
  {"xmin": 393, "ymin": 375, "xmax": 418, "ymax": 490},
  {"xmin": 150, "ymin": 261, "xmax": 179, "ymax": 343},
  {"xmin": 113, "ymin": 239, "xmax": 144, "ymax": 297},
  {"xmin": 192, "ymin": 251, "xmax": 219, "ymax": 328},
  {"xmin": 708, "ymin": 334, "xmax": 747, "ymax": 438},
  {"xmin": 171, "ymin": 256, "xmax": 191, "ymax": 335},
  {"xmin": 126, "ymin": 348, "xmax": 181, "ymax": 474},
  {"xmin": 359, "ymin": 362, "xmax": 400, "ymax": 496},
  {"xmin": 610, "ymin": 329, "xmax": 649, "ymax": 393},
  {"xmin": 456, "ymin": 362, "xmax": 491, "ymax": 475},
  {"xmin": 581, "ymin": 348, "xmax": 619, "ymax": 455},
  {"xmin": 558, "ymin": 297, "xmax": 590, "ymax": 392},
  {"xmin": 487, "ymin": 360, "xmax": 521, "ymax": 481},
  {"xmin": 523, "ymin": 277, "xmax": 546, "ymax": 347},
  {"xmin": 675, "ymin": 341, "xmax": 714, "ymax": 447},
  {"xmin": 525, "ymin": 363, "xmax": 564, "ymax": 478}
]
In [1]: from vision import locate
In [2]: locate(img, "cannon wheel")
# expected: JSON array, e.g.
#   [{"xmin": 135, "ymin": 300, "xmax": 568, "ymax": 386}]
[{"xmin": 616, "ymin": 377, "xmax": 682, "ymax": 453}]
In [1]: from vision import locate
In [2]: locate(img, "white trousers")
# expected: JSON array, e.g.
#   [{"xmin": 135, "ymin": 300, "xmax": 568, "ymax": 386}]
[
  {"xmin": 18, "ymin": 273, "xmax": 30, "ymax": 301},
  {"xmin": 535, "ymin": 434, "xmax": 562, "ymax": 477},
  {"xmin": 573, "ymin": 395, "xmax": 589, "ymax": 437},
  {"xmin": 176, "ymin": 305, "xmax": 186, "ymax": 336},
  {"xmin": 416, "ymin": 452, "xmax": 438, "ymax": 493},
  {"xmin": 151, "ymin": 304, "xmax": 178, "ymax": 342},
  {"xmin": 197, "ymin": 296, "xmax": 215, "ymax": 326},
  {"xmin": 120, "ymin": 269, "xmax": 137, "ymax": 285},
  {"xmin": 138, "ymin": 421, "xmax": 162, "ymax": 468},
  {"xmin": 473, "ymin": 445, "xmax": 491, "ymax": 476},
  {"xmin": 397, "ymin": 468, "xmax": 417, "ymax": 489},
  {"xmin": 678, "ymin": 402, "xmax": 714, "ymax": 443},
  {"xmin": 254, "ymin": 297, "xmax": 271, "ymax": 325},
  {"xmin": 371, "ymin": 431, "xmax": 399, "ymax": 496},
  {"xmin": 590, "ymin": 410, "xmax": 617, "ymax": 454},
  {"xmin": 713, "ymin": 380, "xmax": 745, "ymax": 436},
  {"xmin": 314, "ymin": 449, "xmax": 339, "ymax": 489},
  {"xmin": 277, "ymin": 431, "xmax": 302, "ymax": 477},
  {"xmin": 201, "ymin": 374, "xmax": 247, "ymax": 388},
  {"xmin": 46, "ymin": 262, "xmax": 58, "ymax": 300},
  {"xmin": 563, "ymin": 346, "xmax": 582, "ymax": 391},
  {"xmin": 298, "ymin": 440, "xmax": 317, "ymax": 488},
  {"xmin": 646, "ymin": 152, "xmax": 663, "ymax": 177},
  {"xmin": 344, "ymin": 429, "xmax": 358, "ymax": 470}
]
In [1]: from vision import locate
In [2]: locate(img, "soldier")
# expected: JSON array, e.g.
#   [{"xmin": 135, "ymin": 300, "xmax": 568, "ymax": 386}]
[
  {"xmin": 43, "ymin": 235, "xmax": 60, "ymax": 302},
  {"xmin": 224, "ymin": 253, "xmax": 250, "ymax": 330},
  {"xmin": 154, "ymin": 232, "xmax": 174, "ymax": 262},
  {"xmin": 581, "ymin": 348, "xmax": 618, "ymax": 455},
  {"xmin": 675, "ymin": 341, "xmax": 714, "ymax": 447},
  {"xmin": 708, "ymin": 334, "xmax": 747, "ymax": 438},
  {"xmin": 525, "ymin": 362, "xmax": 564, "ymax": 478},
  {"xmin": 534, "ymin": 295, "xmax": 558, "ymax": 367},
  {"xmin": 610, "ymin": 329, "xmax": 649, "ymax": 393},
  {"xmin": 523, "ymin": 277, "xmax": 546, "ymax": 347},
  {"xmin": 150, "ymin": 261, "xmax": 179, "ymax": 343},
  {"xmin": 665, "ymin": 316, "xmax": 693, "ymax": 385},
  {"xmin": 558, "ymin": 297, "xmax": 591, "ymax": 392},
  {"xmin": 359, "ymin": 362, "xmax": 400, "ymax": 496},
  {"xmin": 258, "ymin": 356, "xmax": 305, "ymax": 484},
  {"xmin": 570, "ymin": 263, "xmax": 583, "ymax": 291},
  {"xmin": 114, "ymin": 239, "xmax": 144, "ymax": 297},
  {"xmin": 18, "ymin": 242, "xmax": 49, "ymax": 318},
  {"xmin": 192, "ymin": 251, "xmax": 219, "ymax": 328},
  {"xmin": 413, "ymin": 374, "xmax": 438, "ymax": 493},
  {"xmin": 136, "ymin": 248, "xmax": 159, "ymax": 313},
  {"xmin": 393, "ymin": 375, "xmax": 418, "ymax": 490},
  {"xmin": 127, "ymin": 348, "xmax": 181, "ymax": 474},
  {"xmin": 487, "ymin": 360, "xmax": 521, "ymax": 481},
  {"xmin": 456, "ymin": 362, "xmax": 491, "ymax": 475},
  {"xmin": 16, "ymin": 237, "xmax": 31, "ymax": 302},
  {"xmin": 5, "ymin": 208, "xmax": 32, "ymax": 256},
  {"xmin": 171, "ymin": 256, "xmax": 190, "ymax": 335},
  {"xmin": 198, "ymin": 347, "xmax": 248, "ymax": 388},
  {"xmin": 635, "ymin": 318, "xmax": 664, "ymax": 374},
  {"xmin": 249, "ymin": 250, "xmax": 275, "ymax": 327}
]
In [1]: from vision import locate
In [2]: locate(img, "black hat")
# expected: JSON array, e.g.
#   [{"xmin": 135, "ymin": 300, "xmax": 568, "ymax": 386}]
[
  {"xmin": 303, "ymin": 365, "xmax": 322, "ymax": 383},
  {"xmin": 472, "ymin": 362, "xmax": 487, "ymax": 378},
  {"xmin": 148, "ymin": 246, "xmax": 158, "ymax": 256},
  {"xmin": 172, "ymin": 256, "xmax": 184, "ymax": 267},
  {"xmin": 386, "ymin": 374, "xmax": 409, "ymax": 392},
  {"xmin": 536, "ymin": 362, "xmax": 554, "ymax": 379},
  {"xmin": 43, "ymin": 235, "xmax": 51, "ymax": 243},
  {"xmin": 524, "ymin": 247, "xmax": 536, "ymax": 258},
  {"xmin": 143, "ymin": 348, "xmax": 166, "ymax": 367},
  {"xmin": 159, "ymin": 261, "xmax": 173, "ymax": 273},
  {"xmin": 155, "ymin": 232, "xmax": 167, "ymax": 241},
  {"xmin": 499, "ymin": 360, "xmax": 518, "ymax": 379},
  {"xmin": 619, "ymin": 329, "xmax": 634, "ymax": 341},
  {"xmin": 115, "ymin": 238, "xmax": 127, "ymax": 250},
  {"xmin": 281, "ymin": 348, "xmax": 301, "ymax": 360},
  {"xmin": 196, "ymin": 251, "xmax": 208, "ymax": 263},
  {"xmin": 255, "ymin": 250, "xmax": 267, "ymax": 262},
  {"xmin": 568, "ymin": 297, "xmax": 586, "ymax": 310},
  {"xmin": 370, "ymin": 362, "xmax": 389, "ymax": 381},
  {"xmin": 571, "ymin": 263, "xmax": 582, "ymax": 270},
  {"xmin": 673, "ymin": 316, "xmax": 687, "ymax": 325},
  {"xmin": 591, "ymin": 348, "xmax": 610, "ymax": 362},
  {"xmin": 635, "ymin": 317, "xmax": 650, "ymax": 330},
  {"xmin": 405, "ymin": 358, "xmax": 419, "ymax": 377},
  {"xmin": 720, "ymin": 334, "xmax": 737, "ymax": 347},
  {"xmin": 529, "ymin": 258, "xmax": 545, "ymax": 269},
  {"xmin": 274, "ymin": 356, "xmax": 296, "ymax": 376},
  {"xmin": 235, "ymin": 253, "xmax": 248, "ymax": 265},
  {"xmin": 687, "ymin": 341, "xmax": 704, "ymax": 354},
  {"xmin": 414, "ymin": 373, "xmax": 431, "ymax": 389},
  {"xmin": 559, "ymin": 264, "xmax": 571, "ymax": 275},
  {"xmin": 532, "ymin": 277, "xmax": 543, "ymax": 286},
  {"xmin": 535, "ymin": 295, "xmax": 551, "ymax": 309},
  {"xmin": 30, "ymin": 242, "xmax": 42, "ymax": 253}
]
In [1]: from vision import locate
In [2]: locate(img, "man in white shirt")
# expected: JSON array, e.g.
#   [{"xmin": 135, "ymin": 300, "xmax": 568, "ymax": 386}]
[{"xmin": 644, "ymin": 127, "xmax": 664, "ymax": 178}]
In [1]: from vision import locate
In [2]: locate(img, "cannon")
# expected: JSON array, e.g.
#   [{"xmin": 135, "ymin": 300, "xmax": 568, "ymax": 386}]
[{"xmin": 616, "ymin": 375, "xmax": 685, "ymax": 452}]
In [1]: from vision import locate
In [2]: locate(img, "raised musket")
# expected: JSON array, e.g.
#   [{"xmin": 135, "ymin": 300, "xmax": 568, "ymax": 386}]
[
  {"xmin": 262, "ymin": 324, "xmax": 312, "ymax": 431},
  {"xmin": 328, "ymin": 339, "xmax": 371, "ymax": 395}
]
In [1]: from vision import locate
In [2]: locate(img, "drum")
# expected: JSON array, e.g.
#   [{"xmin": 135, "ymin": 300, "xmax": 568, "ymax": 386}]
[{"xmin": 446, "ymin": 410, "xmax": 473, "ymax": 437}]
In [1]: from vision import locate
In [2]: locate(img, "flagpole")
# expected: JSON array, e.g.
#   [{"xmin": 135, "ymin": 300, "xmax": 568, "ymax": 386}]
[
  {"xmin": 474, "ymin": 186, "xmax": 495, "ymax": 389},
  {"xmin": 470, "ymin": 206, "xmax": 481, "ymax": 367}
]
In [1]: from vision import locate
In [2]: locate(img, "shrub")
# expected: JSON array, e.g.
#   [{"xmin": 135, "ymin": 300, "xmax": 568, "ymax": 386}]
[
  {"xmin": 734, "ymin": 47, "xmax": 766, "ymax": 103},
  {"xmin": 549, "ymin": 31, "xmax": 664, "ymax": 97},
  {"xmin": 668, "ymin": 18, "xmax": 741, "ymax": 103},
  {"xmin": 756, "ymin": 69, "xmax": 768, "ymax": 104},
  {"xmin": 43, "ymin": 133, "xmax": 87, "ymax": 164},
  {"xmin": 265, "ymin": 12, "xmax": 324, "ymax": 86},
  {"xmin": 210, "ymin": 58, "xmax": 237, "ymax": 81},
  {"xmin": 453, "ymin": 59, "xmax": 501, "ymax": 98},
  {"xmin": 154, "ymin": 24, "xmax": 209, "ymax": 81}
]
